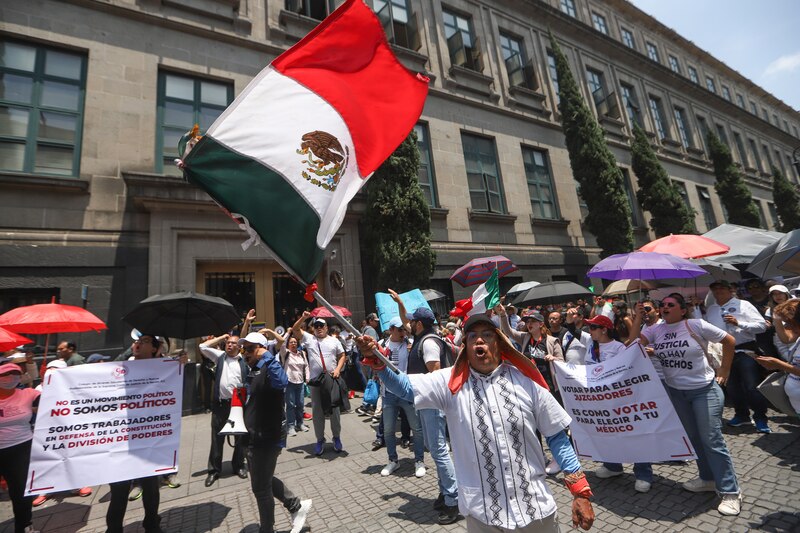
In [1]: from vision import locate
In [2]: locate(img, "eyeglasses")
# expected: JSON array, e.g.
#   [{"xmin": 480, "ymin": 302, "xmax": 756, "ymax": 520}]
[
  {"xmin": 643, "ymin": 306, "xmax": 653, "ymax": 312},
  {"xmin": 466, "ymin": 330, "xmax": 497, "ymax": 342},
  {"xmin": 660, "ymin": 302, "xmax": 678, "ymax": 308}
]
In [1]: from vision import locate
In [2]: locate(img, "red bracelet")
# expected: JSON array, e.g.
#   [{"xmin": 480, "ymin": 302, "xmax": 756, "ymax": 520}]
[{"xmin": 564, "ymin": 471, "xmax": 594, "ymax": 498}]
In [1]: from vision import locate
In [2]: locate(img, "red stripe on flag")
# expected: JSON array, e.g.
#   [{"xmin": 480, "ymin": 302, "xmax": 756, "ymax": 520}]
[{"xmin": 272, "ymin": 0, "xmax": 428, "ymax": 178}]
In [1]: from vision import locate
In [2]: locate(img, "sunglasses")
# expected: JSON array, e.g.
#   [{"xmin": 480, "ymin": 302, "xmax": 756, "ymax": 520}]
[
  {"xmin": 313, "ymin": 324, "xmax": 326, "ymax": 328},
  {"xmin": 643, "ymin": 306, "xmax": 653, "ymax": 312}
]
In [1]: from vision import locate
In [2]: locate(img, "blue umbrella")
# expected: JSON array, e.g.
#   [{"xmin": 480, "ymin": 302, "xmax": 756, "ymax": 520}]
[{"xmin": 587, "ymin": 252, "xmax": 707, "ymax": 281}]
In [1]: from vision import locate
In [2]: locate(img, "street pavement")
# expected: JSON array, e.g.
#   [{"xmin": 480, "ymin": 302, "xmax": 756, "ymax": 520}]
[{"xmin": 2, "ymin": 396, "xmax": 799, "ymax": 533}]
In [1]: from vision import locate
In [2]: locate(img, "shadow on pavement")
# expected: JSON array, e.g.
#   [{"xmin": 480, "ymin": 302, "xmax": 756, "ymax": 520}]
[
  {"xmin": 158, "ymin": 501, "xmax": 231, "ymax": 532},
  {"xmin": 384, "ymin": 491, "xmax": 445, "ymax": 526},
  {"xmin": 750, "ymin": 418, "xmax": 800, "ymax": 472},
  {"xmin": 747, "ymin": 510, "xmax": 800, "ymax": 532}
]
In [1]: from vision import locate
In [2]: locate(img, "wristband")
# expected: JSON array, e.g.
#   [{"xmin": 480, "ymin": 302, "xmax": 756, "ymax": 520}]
[{"xmin": 564, "ymin": 471, "xmax": 593, "ymax": 499}]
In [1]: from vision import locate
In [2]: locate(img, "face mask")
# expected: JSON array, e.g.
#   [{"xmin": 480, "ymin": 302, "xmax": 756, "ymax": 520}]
[{"xmin": 0, "ymin": 375, "xmax": 21, "ymax": 389}]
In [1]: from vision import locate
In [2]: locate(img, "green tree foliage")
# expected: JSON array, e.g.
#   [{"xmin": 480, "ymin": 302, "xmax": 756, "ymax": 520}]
[
  {"xmin": 771, "ymin": 166, "xmax": 800, "ymax": 232},
  {"xmin": 630, "ymin": 125, "xmax": 697, "ymax": 236},
  {"xmin": 549, "ymin": 33, "xmax": 633, "ymax": 257},
  {"xmin": 706, "ymin": 131, "xmax": 760, "ymax": 227},
  {"xmin": 363, "ymin": 130, "xmax": 436, "ymax": 291}
]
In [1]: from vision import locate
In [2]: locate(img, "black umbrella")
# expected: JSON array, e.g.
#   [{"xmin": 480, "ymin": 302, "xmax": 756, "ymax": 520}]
[
  {"xmin": 746, "ymin": 229, "xmax": 800, "ymax": 279},
  {"xmin": 123, "ymin": 292, "xmax": 241, "ymax": 339},
  {"xmin": 511, "ymin": 281, "xmax": 592, "ymax": 307}
]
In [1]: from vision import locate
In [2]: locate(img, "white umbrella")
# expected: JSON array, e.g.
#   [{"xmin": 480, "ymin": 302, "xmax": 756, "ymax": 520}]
[
  {"xmin": 506, "ymin": 281, "xmax": 541, "ymax": 297},
  {"xmin": 602, "ymin": 279, "xmax": 661, "ymax": 296}
]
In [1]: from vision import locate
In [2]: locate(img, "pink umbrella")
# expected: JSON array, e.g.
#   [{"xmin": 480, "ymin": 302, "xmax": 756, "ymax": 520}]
[
  {"xmin": 639, "ymin": 234, "xmax": 730, "ymax": 259},
  {"xmin": 310, "ymin": 305, "xmax": 352, "ymax": 318},
  {"xmin": 0, "ymin": 326, "xmax": 33, "ymax": 352},
  {"xmin": 451, "ymin": 255, "xmax": 518, "ymax": 287}
]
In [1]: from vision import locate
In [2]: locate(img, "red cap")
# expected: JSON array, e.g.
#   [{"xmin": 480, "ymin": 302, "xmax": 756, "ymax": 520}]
[{"xmin": 585, "ymin": 315, "xmax": 614, "ymax": 330}]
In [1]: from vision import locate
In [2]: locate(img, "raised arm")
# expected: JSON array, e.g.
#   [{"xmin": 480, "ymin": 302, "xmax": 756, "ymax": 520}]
[
  {"xmin": 388, "ymin": 288, "xmax": 411, "ymax": 333},
  {"xmin": 292, "ymin": 311, "xmax": 311, "ymax": 341},
  {"xmin": 494, "ymin": 303, "xmax": 525, "ymax": 344},
  {"xmin": 240, "ymin": 308, "xmax": 256, "ymax": 338}
]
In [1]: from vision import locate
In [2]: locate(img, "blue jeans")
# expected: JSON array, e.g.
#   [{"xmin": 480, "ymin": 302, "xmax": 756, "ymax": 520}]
[
  {"xmin": 667, "ymin": 381, "xmax": 739, "ymax": 494},
  {"xmin": 418, "ymin": 408, "xmax": 458, "ymax": 506},
  {"xmin": 602, "ymin": 462, "xmax": 653, "ymax": 482},
  {"xmin": 383, "ymin": 392, "xmax": 424, "ymax": 462},
  {"xmin": 728, "ymin": 352, "xmax": 769, "ymax": 421},
  {"xmin": 285, "ymin": 382, "xmax": 305, "ymax": 430}
]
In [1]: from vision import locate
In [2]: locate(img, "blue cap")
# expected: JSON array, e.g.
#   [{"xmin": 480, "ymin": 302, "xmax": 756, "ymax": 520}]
[
  {"xmin": 388, "ymin": 316, "xmax": 403, "ymax": 329},
  {"xmin": 86, "ymin": 353, "xmax": 111, "ymax": 363},
  {"xmin": 406, "ymin": 307, "xmax": 435, "ymax": 325}
]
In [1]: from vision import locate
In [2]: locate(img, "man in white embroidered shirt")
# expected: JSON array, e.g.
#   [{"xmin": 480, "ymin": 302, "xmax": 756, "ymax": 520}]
[{"xmin": 357, "ymin": 314, "xmax": 594, "ymax": 532}]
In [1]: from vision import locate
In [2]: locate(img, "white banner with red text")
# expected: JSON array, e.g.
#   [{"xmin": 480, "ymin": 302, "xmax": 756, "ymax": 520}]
[
  {"xmin": 553, "ymin": 342, "xmax": 696, "ymax": 464},
  {"xmin": 26, "ymin": 358, "xmax": 182, "ymax": 495}
]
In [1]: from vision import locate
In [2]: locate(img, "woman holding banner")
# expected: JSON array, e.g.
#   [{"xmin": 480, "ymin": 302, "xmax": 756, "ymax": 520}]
[
  {"xmin": 632, "ymin": 293, "xmax": 742, "ymax": 516},
  {"xmin": 0, "ymin": 362, "xmax": 40, "ymax": 533}
]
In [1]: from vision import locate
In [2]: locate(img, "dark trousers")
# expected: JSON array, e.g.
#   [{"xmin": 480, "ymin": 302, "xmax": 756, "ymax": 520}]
[
  {"xmin": 208, "ymin": 399, "xmax": 246, "ymax": 474},
  {"xmin": 728, "ymin": 352, "xmax": 769, "ymax": 421},
  {"xmin": 247, "ymin": 445, "xmax": 301, "ymax": 533},
  {"xmin": 106, "ymin": 475, "xmax": 161, "ymax": 533},
  {"xmin": 0, "ymin": 440, "xmax": 33, "ymax": 533}
]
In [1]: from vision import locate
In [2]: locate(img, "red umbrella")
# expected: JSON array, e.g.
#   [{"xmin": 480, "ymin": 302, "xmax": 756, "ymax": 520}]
[
  {"xmin": 310, "ymin": 305, "xmax": 352, "ymax": 318},
  {"xmin": 451, "ymin": 255, "xmax": 518, "ymax": 287},
  {"xmin": 0, "ymin": 326, "xmax": 33, "ymax": 352},
  {"xmin": 639, "ymin": 234, "xmax": 730, "ymax": 259}
]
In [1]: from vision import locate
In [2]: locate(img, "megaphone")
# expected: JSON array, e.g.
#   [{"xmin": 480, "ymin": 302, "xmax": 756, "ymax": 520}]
[{"xmin": 219, "ymin": 387, "xmax": 248, "ymax": 442}]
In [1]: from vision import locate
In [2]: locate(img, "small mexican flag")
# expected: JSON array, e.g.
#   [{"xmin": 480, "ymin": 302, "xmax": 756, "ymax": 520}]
[
  {"xmin": 466, "ymin": 269, "xmax": 501, "ymax": 317},
  {"xmin": 181, "ymin": 0, "xmax": 428, "ymax": 283}
]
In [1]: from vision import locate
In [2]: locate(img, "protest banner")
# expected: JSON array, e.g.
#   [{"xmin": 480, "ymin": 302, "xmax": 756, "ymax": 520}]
[
  {"xmin": 375, "ymin": 289, "xmax": 432, "ymax": 332},
  {"xmin": 26, "ymin": 358, "xmax": 182, "ymax": 495},
  {"xmin": 553, "ymin": 342, "xmax": 696, "ymax": 464}
]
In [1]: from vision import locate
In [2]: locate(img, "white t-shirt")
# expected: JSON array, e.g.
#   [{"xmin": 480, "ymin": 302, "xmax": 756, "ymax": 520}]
[
  {"xmin": 642, "ymin": 319, "xmax": 726, "ymax": 390},
  {"xmin": 301, "ymin": 332, "xmax": 344, "ymax": 379},
  {"xmin": 575, "ymin": 330, "xmax": 625, "ymax": 365},
  {"xmin": 641, "ymin": 319, "xmax": 666, "ymax": 380},
  {"xmin": 0, "ymin": 388, "xmax": 40, "ymax": 449},
  {"xmin": 384, "ymin": 339, "xmax": 410, "ymax": 373},
  {"xmin": 421, "ymin": 337, "xmax": 442, "ymax": 365},
  {"xmin": 784, "ymin": 338, "xmax": 800, "ymax": 414}
]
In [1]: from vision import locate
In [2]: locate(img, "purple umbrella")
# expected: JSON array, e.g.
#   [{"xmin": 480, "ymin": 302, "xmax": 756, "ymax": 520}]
[
  {"xmin": 451, "ymin": 255, "xmax": 518, "ymax": 287},
  {"xmin": 587, "ymin": 252, "xmax": 707, "ymax": 281}
]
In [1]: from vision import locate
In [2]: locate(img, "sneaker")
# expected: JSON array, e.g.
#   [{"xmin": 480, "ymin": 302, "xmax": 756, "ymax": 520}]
[
  {"xmin": 371, "ymin": 439, "xmax": 385, "ymax": 451},
  {"xmin": 287, "ymin": 426, "xmax": 298, "ymax": 437},
  {"xmin": 355, "ymin": 406, "xmax": 368, "ymax": 416},
  {"xmin": 682, "ymin": 477, "xmax": 716, "ymax": 493},
  {"xmin": 75, "ymin": 486, "xmax": 93, "ymax": 496},
  {"xmin": 314, "ymin": 439, "xmax": 325, "ymax": 456},
  {"xmin": 545, "ymin": 458, "xmax": 561, "ymax": 475},
  {"xmin": 381, "ymin": 461, "xmax": 399, "ymax": 476},
  {"xmin": 128, "ymin": 484, "xmax": 142, "ymax": 501},
  {"xmin": 163, "ymin": 475, "xmax": 180, "ymax": 488},
  {"xmin": 727, "ymin": 416, "xmax": 752, "ymax": 427},
  {"xmin": 23, "ymin": 526, "xmax": 41, "ymax": 533},
  {"xmin": 303, "ymin": 412, "xmax": 312, "ymax": 420},
  {"xmin": 296, "ymin": 424, "xmax": 310, "ymax": 432},
  {"xmin": 333, "ymin": 437, "xmax": 343, "ymax": 452},
  {"xmin": 754, "ymin": 419, "xmax": 771, "ymax": 433},
  {"xmin": 718, "ymin": 493, "xmax": 742, "ymax": 516},
  {"xmin": 594, "ymin": 466, "xmax": 623, "ymax": 479},
  {"xmin": 32, "ymin": 494, "xmax": 48, "ymax": 507},
  {"xmin": 400, "ymin": 438, "xmax": 411, "ymax": 449},
  {"xmin": 414, "ymin": 461, "xmax": 427, "ymax": 478},
  {"xmin": 348, "ymin": 390, "xmax": 355, "ymax": 399},
  {"xmin": 634, "ymin": 480, "xmax": 652, "ymax": 493},
  {"xmin": 290, "ymin": 499, "xmax": 313, "ymax": 533},
  {"xmin": 437, "ymin": 504, "xmax": 460, "ymax": 525}
]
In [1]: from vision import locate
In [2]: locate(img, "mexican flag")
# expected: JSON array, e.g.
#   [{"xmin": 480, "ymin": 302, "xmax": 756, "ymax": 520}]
[
  {"xmin": 466, "ymin": 269, "xmax": 501, "ymax": 317},
  {"xmin": 180, "ymin": 0, "xmax": 428, "ymax": 283}
]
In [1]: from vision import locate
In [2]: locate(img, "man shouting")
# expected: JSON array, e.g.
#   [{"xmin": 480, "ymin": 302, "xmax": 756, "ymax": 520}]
[{"xmin": 357, "ymin": 314, "xmax": 594, "ymax": 532}]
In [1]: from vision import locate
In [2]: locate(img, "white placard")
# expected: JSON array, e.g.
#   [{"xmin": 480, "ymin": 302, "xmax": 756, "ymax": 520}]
[
  {"xmin": 26, "ymin": 359, "xmax": 182, "ymax": 495},
  {"xmin": 553, "ymin": 342, "xmax": 696, "ymax": 464}
]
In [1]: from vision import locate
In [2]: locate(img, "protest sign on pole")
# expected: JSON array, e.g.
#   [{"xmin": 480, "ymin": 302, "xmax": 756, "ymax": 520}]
[
  {"xmin": 375, "ymin": 289, "xmax": 431, "ymax": 332},
  {"xmin": 26, "ymin": 359, "xmax": 182, "ymax": 495},
  {"xmin": 553, "ymin": 342, "xmax": 696, "ymax": 464}
]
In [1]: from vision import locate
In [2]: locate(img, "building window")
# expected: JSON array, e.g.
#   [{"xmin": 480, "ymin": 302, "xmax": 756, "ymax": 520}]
[
  {"xmin": 783, "ymin": 119, "xmax": 790, "ymax": 132},
  {"xmin": 414, "ymin": 123, "xmax": 438, "ymax": 207},
  {"xmin": 750, "ymin": 101, "xmax": 758, "ymax": 115},
  {"xmin": 715, "ymin": 124, "xmax": 728, "ymax": 146},
  {"xmin": 621, "ymin": 83, "xmax": 642, "ymax": 127},
  {"xmin": 793, "ymin": 125, "xmax": 799, "ymax": 138},
  {"xmin": 620, "ymin": 168, "xmax": 642, "ymax": 227},
  {"xmin": 673, "ymin": 180, "xmax": 691, "ymax": 210},
  {"xmin": 762, "ymin": 107, "xmax": 769, "ymax": 121},
  {"xmin": 591, "ymin": 12, "xmax": 608, "ymax": 35},
  {"xmin": 756, "ymin": 201, "xmax": 767, "ymax": 229},
  {"xmin": 374, "ymin": 0, "xmax": 420, "ymax": 50},
  {"xmin": 721, "ymin": 85, "xmax": 731, "ymax": 101},
  {"xmin": 500, "ymin": 33, "xmax": 534, "ymax": 90},
  {"xmin": 763, "ymin": 144, "xmax": 774, "ymax": 169},
  {"xmin": 705, "ymin": 76, "xmax": 716, "ymax": 93},
  {"xmin": 523, "ymin": 147, "xmax": 559, "ymax": 219},
  {"xmin": 772, "ymin": 114, "xmax": 779, "ymax": 126},
  {"xmin": 462, "ymin": 133, "xmax": 505, "ymax": 213},
  {"xmin": 0, "ymin": 40, "xmax": 87, "ymax": 176},
  {"xmin": 736, "ymin": 93, "xmax": 745, "ymax": 108},
  {"xmin": 586, "ymin": 69, "xmax": 605, "ymax": 105},
  {"xmin": 688, "ymin": 66, "xmax": 699, "ymax": 84},
  {"xmin": 285, "ymin": 0, "xmax": 336, "ymax": 21},
  {"xmin": 775, "ymin": 149, "xmax": 787, "ymax": 174},
  {"xmin": 748, "ymin": 139, "xmax": 763, "ymax": 173},
  {"xmin": 648, "ymin": 95, "xmax": 667, "ymax": 140},
  {"xmin": 443, "ymin": 9, "xmax": 482, "ymax": 72},
  {"xmin": 547, "ymin": 50, "xmax": 560, "ymax": 105},
  {"xmin": 621, "ymin": 28, "xmax": 635, "ymax": 48},
  {"xmin": 732, "ymin": 132, "xmax": 748, "ymax": 167},
  {"xmin": 696, "ymin": 186, "xmax": 716, "ymax": 230},
  {"xmin": 767, "ymin": 202, "xmax": 779, "ymax": 229},
  {"xmin": 789, "ymin": 154, "xmax": 800, "ymax": 182},
  {"xmin": 696, "ymin": 115, "xmax": 709, "ymax": 152},
  {"xmin": 673, "ymin": 106, "xmax": 692, "ymax": 148},
  {"xmin": 156, "ymin": 71, "xmax": 233, "ymax": 174},
  {"xmin": 668, "ymin": 55, "xmax": 680, "ymax": 74},
  {"xmin": 646, "ymin": 42, "xmax": 659, "ymax": 63},
  {"xmin": 560, "ymin": 0, "xmax": 577, "ymax": 17}
]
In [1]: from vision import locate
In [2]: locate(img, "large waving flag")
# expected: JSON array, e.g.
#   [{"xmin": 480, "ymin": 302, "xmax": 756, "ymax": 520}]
[
  {"xmin": 466, "ymin": 269, "xmax": 500, "ymax": 317},
  {"xmin": 180, "ymin": 0, "xmax": 428, "ymax": 284}
]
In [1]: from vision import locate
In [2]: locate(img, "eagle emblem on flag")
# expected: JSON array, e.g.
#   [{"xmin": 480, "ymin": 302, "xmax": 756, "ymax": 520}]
[{"xmin": 297, "ymin": 130, "xmax": 350, "ymax": 192}]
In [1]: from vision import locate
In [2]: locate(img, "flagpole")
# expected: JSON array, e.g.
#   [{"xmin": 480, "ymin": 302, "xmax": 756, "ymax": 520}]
[{"xmin": 312, "ymin": 290, "xmax": 400, "ymax": 374}]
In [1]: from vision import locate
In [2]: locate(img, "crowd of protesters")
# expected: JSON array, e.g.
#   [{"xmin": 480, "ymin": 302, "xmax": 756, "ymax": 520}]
[{"xmin": 2, "ymin": 275, "xmax": 799, "ymax": 532}]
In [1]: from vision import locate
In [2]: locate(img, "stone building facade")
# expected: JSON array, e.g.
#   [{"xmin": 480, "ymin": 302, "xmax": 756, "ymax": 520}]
[{"xmin": 1, "ymin": 0, "xmax": 798, "ymax": 352}]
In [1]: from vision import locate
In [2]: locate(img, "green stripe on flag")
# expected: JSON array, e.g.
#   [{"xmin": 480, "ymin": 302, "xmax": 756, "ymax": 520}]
[
  {"xmin": 184, "ymin": 135, "xmax": 325, "ymax": 283},
  {"xmin": 485, "ymin": 269, "xmax": 500, "ymax": 310}
]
